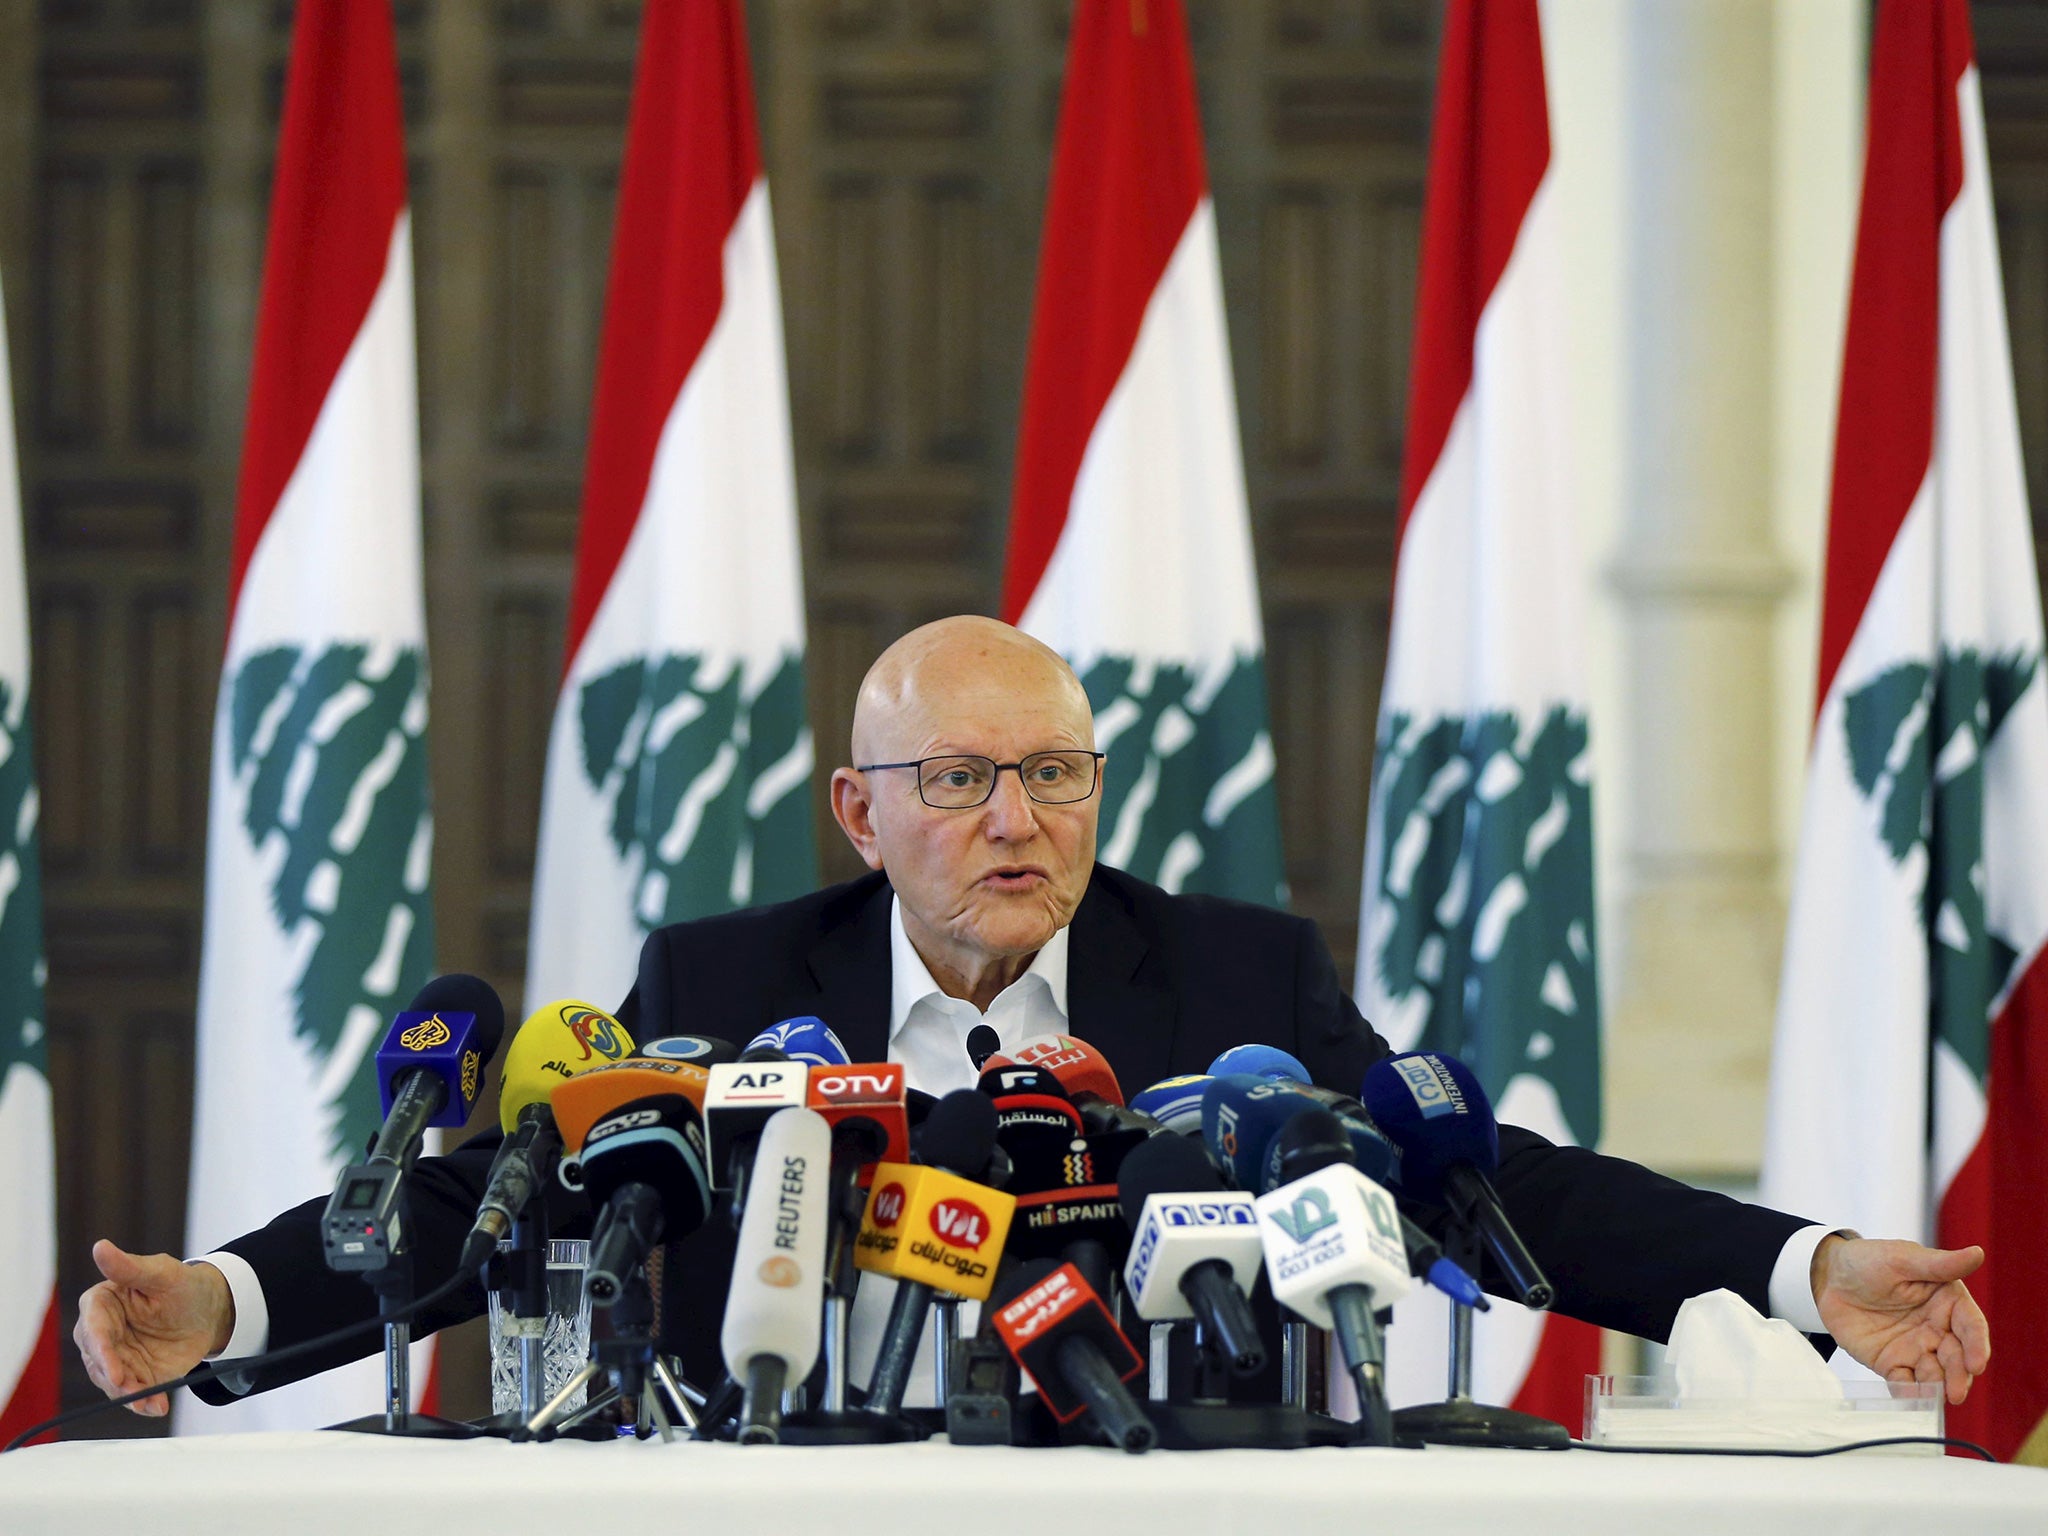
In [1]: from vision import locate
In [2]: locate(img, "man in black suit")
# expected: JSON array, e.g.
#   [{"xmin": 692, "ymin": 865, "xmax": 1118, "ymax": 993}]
[{"xmin": 76, "ymin": 616, "xmax": 1991, "ymax": 1417}]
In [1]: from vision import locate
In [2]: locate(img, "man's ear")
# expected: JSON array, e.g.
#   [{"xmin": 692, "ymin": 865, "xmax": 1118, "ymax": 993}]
[{"xmin": 829, "ymin": 768, "xmax": 886, "ymax": 871}]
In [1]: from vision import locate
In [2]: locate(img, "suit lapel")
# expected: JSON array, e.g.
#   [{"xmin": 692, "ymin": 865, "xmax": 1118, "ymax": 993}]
[
  {"xmin": 804, "ymin": 875, "xmax": 895, "ymax": 1064},
  {"xmin": 1065, "ymin": 872, "xmax": 1179, "ymax": 1096}
]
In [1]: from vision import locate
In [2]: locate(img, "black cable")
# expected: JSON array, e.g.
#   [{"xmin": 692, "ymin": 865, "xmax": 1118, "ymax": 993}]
[
  {"xmin": 5, "ymin": 1265, "xmax": 475, "ymax": 1453},
  {"xmin": 1571, "ymin": 1435, "xmax": 1997, "ymax": 1462}
]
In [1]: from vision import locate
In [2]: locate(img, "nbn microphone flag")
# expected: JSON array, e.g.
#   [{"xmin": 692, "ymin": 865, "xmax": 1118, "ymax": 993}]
[
  {"xmin": 184, "ymin": 0, "xmax": 437, "ymax": 1432},
  {"xmin": 0, "ymin": 272, "xmax": 58, "ymax": 1449},
  {"xmin": 1355, "ymin": 0, "xmax": 1605, "ymax": 1433},
  {"xmin": 526, "ymin": 0, "xmax": 816, "ymax": 1014},
  {"xmin": 1004, "ymin": 0, "xmax": 1284, "ymax": 907},
  {"xmin": 1763, "ymin": 0, "xmax": 2048, "ymax": 1465}
]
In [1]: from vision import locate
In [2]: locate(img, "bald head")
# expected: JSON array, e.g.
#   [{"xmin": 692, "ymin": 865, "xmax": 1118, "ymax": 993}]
[{"xmin": 850, "ymin": 616, "xmax": 1092, "ymax": 766}]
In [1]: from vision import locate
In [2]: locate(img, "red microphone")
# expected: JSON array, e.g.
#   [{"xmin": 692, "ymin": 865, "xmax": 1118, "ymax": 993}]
[
  {"xmin": 805, "ymin": 1061, "xmax": 910, "ymax": 1170},
  {"xmin": 989, "ymin": 1033, "xmax": 1124, "ymax": 1107}
]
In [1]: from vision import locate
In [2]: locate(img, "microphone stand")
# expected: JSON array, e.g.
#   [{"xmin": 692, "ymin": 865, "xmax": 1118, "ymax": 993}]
[
  {"xmin": 328, "ymin": 1177, "xmax": 483, "ymax": 1439},
  {"xmin": 1389, "ymin": 1223, "xmax": 1570, "ymax": 1448}
]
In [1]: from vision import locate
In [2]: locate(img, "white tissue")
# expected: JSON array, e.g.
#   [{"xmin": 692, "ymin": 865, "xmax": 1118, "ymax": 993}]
[{"xmin": 1667, "ymin": 1288, "xmax": 1843, "ymax": 1401}]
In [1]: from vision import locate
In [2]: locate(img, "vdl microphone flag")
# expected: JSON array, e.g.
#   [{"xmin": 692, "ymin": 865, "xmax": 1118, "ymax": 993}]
[
  {"xmin": 1353, "ymin": 0, "xmax": 1604, "ymax": 1431},
  {"xmin": 525, "ymin": 0, "xmax": 817, "ymax": 1014},
  {"xmin": 1763, "ymin": 0, "xmax": 2048, "ymax": 1465},
  {"xmin": 1002, "ymin": 0, "xmax": 1284, "ymax": 906},
  {"xmin": 183, "ymin": 0, "xmax": 437, "ymax": 1433},
  {"xmin": 0, "ymin": 270, "xmax": 58, "ymax": 1449}
]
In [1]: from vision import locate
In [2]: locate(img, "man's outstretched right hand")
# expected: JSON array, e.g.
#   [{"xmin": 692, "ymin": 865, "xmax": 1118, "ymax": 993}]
[{"xmin": 73, "ymin": 1240, "xmax": 235, "ymax": 1417}]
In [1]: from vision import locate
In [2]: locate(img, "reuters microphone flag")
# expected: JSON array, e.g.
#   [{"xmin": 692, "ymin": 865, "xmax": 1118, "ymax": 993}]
[
  {"xmin": 1354, "ymin": 0, "xmax": 1604, "ymax": 1431},
  {"xmin": 183, "ymin": 0, "xmax": 437, "ymax": 1432},
  {"xmin": 1763, "ymin": 0, "xmax": 2048, "ymax": 1464},
  {"xmin": 526, "ymin": 0, "xmax": 816, "ymax": 1014},
  {"xmin": 0, "ymin": 271, "xmax": 58, "ymax": 1449},
  {"xmin": 1003, "ymin": 0, "xmax": 1283, "ymax": 907}
]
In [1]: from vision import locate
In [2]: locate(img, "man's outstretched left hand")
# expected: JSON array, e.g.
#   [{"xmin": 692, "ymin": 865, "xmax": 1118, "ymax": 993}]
[{"xmin": 1812, "ymin": 1235, "xmax": 1990, "ymax": 1405}]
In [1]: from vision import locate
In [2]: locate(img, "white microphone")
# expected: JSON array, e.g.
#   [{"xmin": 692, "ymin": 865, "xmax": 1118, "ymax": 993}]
[
  {"xmin": 722, "ymin": 1105, "xmax": 832, "ymax": 1444},
  {"xmin": 1255, "ymin": 1160, "xmax": 1411, "ymax": 1444}
]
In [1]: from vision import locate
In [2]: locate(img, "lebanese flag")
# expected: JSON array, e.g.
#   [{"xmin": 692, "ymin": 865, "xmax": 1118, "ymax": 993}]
[
  {"xmin": 1003, "ymin": 0, "xmax": 1284, "ymax": 907},
  {"xmin": 0, "ymin": 273, "xmax": 58, "ymax": 1448},
  {"xmin": 1763, "ymin": 0, "xmax": 2048, "ymax": 1463},
  {"xmin": 1354, "ymin": 0, "xmax": 1604, "ymax": 1431},
  {"xmin": 183, "ymin": 0, "xmax": 437, "ymax": 1432},
  {"xmin": 525, "ymin": 0, "xmax": 814, "ymax": 1014}
]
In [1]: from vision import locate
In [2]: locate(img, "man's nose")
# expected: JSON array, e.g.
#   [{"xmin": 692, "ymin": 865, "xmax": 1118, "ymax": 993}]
[{"xmin": 981, "ymin": 767, "xmax": 1039, "ymax": 837}]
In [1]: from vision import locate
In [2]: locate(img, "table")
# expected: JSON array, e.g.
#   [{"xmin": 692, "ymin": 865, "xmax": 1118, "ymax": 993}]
[{"xmin": 1, "ymin": 1431, "xmax": 2042, "ymax": 1536}]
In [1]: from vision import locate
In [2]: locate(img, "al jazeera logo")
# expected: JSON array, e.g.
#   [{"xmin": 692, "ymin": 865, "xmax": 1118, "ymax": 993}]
[
  {"xmin": 400, "ymin": 1014, "xmax": 452, "ymax": 1052},
  {"xmin": 460, "ymin": 1049, "xmax": 480, "ymax": 1103}
]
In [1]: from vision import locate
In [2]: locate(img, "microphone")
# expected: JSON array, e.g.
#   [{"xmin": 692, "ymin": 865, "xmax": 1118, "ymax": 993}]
[
  {"xmin": 741, "ymin": 1016, "xmax": 850, "ymax": 1067},
  {"xmin": 637, "ymin": 1034, "xmax": 738, "ymax": 1066},
  {"xmin": 966, "ymin": 1022, "xmax": 1002, "ymax": 1070},
  {"xmin": 321, "ymin": 974, "xmax": 506, "ymax": 1273},
  {"xmin": 1201, "ymin": 1074, "xmax": 1397, "ymax": 1191},
  {"xmin": 857, "ymin": 1090, "xmax": 1015, "ymax": 1416},
  {"xmin": 723, "ymin": 1106, "xmax": 832, "ymax": 1444},
  {"xmin": 703, "ymin": 1058, "xmax": 811, "ymax": 1195},
  {"xmin": 1255, "ymin": 1112, "xmax": 1413, "ymax": 1445},
  {"xmin": 462, "ymin": 999, "xmax": 636, "ymax": 1268},
  {"xmin": 805, "ymin": 1062, "xmax": 911, "ymax": 1169},
  {"xmin": 1128, "ymin": 1074, "xmax": 1212, "ymax": 1135},
  {"xmin": 576, "ymin": 1091, "xmax": 715, "ymax": 1306},
  {"xmin": 992, "ymin": 1033, "xmax": 1124, "ymax": 1105},
  {"xmin": 1207, "ymin": 1043, "xmax": 1310, "ymax": 1083},
  {"xmin": 551, "ymin": 1059, "xmax": 709, "ymax": 1183},
  {"xmin": 1358, "ymin": 1052, "xmax": 1552, "ymax": 1309},
  {"xmin": 1117, "ymin": 1134, "xmax": 1266, "ymax": 1376},
  {"xmin": 989, "ymin": 1258, "xmax": 1155, "ymax": 1452}
]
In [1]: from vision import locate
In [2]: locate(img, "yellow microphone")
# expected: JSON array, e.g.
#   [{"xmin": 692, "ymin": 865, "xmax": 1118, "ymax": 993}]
[{"xmin": 460, "ymin": 1000, "xmax": 635, "ymax": 1267}]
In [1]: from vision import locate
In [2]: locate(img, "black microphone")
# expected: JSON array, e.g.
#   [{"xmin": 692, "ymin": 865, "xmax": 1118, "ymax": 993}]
[
  {"xmin": 966, "ymin": 1023, "xmax": 1002, "ymax": 1071},
  {"xmin": 577, "ymin": 1093, "xmax": 715, "ymax": 1306},
  {"xmin": 1358, "ymin": 1052, "xmax": 1552, "ymax": 1309}
]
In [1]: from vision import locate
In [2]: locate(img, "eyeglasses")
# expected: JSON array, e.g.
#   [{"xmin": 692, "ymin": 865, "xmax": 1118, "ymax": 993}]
[{"xmin": 855, "ymin": 750, "xmax": 1106, "ymax": 809}]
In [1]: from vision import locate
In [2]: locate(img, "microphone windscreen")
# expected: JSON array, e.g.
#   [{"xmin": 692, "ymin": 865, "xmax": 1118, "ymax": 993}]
[
  {"xmin": 1115, "ymin": 1130, "xmax": 1226, "ymax": 1227},
  {"xmin": 1200, "ymin": 1074, "xmax": 1326, "ymax": 1191},
  {"xmin": 915, "ymin": 1088, "xmax": 998, "ymax": 1176},
  {"xmin": 407, "ymin": 973, "xmax": 507, "ymax": 1065},
  {"xmin": 577, "ymin": 1092, "xmax": 714, "ymax": 1238},
  {"xmin": 1128, "ymin": 1074, "xmax": 1211, "ymax": 1135},
  {"xmin": 1207, "ymin": 1043, "xmax": 1310, "ymax": 1083},
  {"xmin": 637, "ymin": 1034, "xmax": 738, "ymax": 1067},
  {"xmin": 995, "ymin": 1034, "xmax": 1123, "ymax": 1106},
  {"xmin": 966, "ymin": 1023, "xmax": 1002, "ymax": 1070},
  {"xmin": 498, "ymin": 999, "xmax": 635, "ymax": 1131},
  {"xmin": 1357, "ymin": 1053, "xmax": 1501, "ymax": 1202},
  {"xmin": 742, "ymin": 1016, "xmax": 849, "ymax": 1067}
]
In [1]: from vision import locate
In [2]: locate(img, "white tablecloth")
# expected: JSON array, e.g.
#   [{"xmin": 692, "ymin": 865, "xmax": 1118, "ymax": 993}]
[{"xmin": 0, "ymin": 1431, "xmax": 2042, "ymax": 1536}]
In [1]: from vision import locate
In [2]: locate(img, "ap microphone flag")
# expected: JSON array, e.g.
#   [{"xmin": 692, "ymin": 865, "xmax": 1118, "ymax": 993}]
[
  {"xmin": 0, "ymin": 270, "xmax": 58, "ymax": 1450},
  {"xmin": 183, "ymin": 0, "xmax": 437, "ymax": 1432},
  {"xmin": 1003, "ymin": 0, "xmax": 1283, "ymax": 906},
  {"xmin": 1353, "ymin": 0, "xmax": 1604, "ymax": 1431},
  {"xmin": 1763, "ymin": 0, "xmax": 2048, "ymax": 1464},
  {"xmin": 525, "ymin": 0, "xmax": 817, "ymax": 1016}
]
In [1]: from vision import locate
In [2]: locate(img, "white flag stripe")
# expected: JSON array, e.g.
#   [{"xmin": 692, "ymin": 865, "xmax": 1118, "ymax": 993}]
[{"xmin": 1018, "ymin": 200, "xmax": 1263, "ymax": 665}]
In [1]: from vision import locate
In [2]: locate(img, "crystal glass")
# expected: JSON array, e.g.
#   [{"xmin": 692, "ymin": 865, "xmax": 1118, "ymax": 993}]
[{"xmin": 487, "ymin": 1237, "xmax": 593, "ymax": 1417}]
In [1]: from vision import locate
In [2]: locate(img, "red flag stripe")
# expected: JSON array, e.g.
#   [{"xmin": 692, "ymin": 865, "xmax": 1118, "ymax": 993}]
[
  {"xmin": 227, "ymin": 0, "xmax": 406, "ymax": 625},
  {"xmin": 1938, "ymin": 942, "xmax": 2048, "ymax": 1461},
  {"xmin": 1812, "ymin": 0, "xmax": 1972, "ymax": 718},
  {"xmin": 1000, "ymin": 0, "xmax": 1207, "ymax": 624},
  {"xmin": 560, "ymin": 0, "xmax": 763, "ymax": 674},
  {"xmin": 1393, "ymin": 0, "xmax": 1548, "ymax": 545},
  {"xmin": 1507, "ymin": 1312, "xmax": 1602, "ymax": 1438},
  {"xmin": 0, "ymin": 1294, "xmax": 59, "ymax": 1448}
]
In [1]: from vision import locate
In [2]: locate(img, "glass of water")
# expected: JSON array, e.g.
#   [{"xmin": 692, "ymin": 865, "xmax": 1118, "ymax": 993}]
[{"xmin": 486, "ymin": 1238, "xmax": 593, "ymax": 1417}]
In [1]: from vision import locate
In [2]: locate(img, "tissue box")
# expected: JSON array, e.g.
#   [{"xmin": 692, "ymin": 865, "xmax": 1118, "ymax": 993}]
[{"xmin": 1584, "ymin": 1375, "xmax": 1944, "ymax": 1454}]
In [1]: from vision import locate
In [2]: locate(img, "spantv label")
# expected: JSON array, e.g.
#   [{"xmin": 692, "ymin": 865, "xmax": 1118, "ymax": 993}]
[{"xmin": 1024, "ymin": 1198, "xmax": 1119, "ymax": 1229}]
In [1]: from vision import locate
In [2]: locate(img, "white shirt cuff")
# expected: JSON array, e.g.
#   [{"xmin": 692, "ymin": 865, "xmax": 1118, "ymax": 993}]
[
  {"xmin": 191, "ymin": 1251, "xmax": 270, "ymax": 1361},
  {"xmin": 1766, "ymin": 1224, "xmax": 1841, "ymax": 1335}
]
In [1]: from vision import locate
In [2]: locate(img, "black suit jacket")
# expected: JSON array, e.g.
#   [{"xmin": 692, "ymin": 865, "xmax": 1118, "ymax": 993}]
[{"xmin": 197, "ymin": 865, "xmax": 1814, "ymax": 1404}]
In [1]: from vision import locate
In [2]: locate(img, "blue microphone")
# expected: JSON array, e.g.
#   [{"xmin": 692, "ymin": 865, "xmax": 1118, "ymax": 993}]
[
  {"xmin": 371, "ymin": 973, "xmax": 507, "ymax": 1152},
  {"xmin": 1206, "ymin": 1044, "xmax": 1310, "ymax": 1083},
  {"xmin": 1358, "ymin": 1053, "xmax": 1551, "ymax": 1309},
  {"xmin": 1129, "ymin": 1074, "xmax": 1211, "ymax": 1135},
  {"xmin": 741, "ymin": 1016, "xmax": 850, "ymax": 1068}
]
